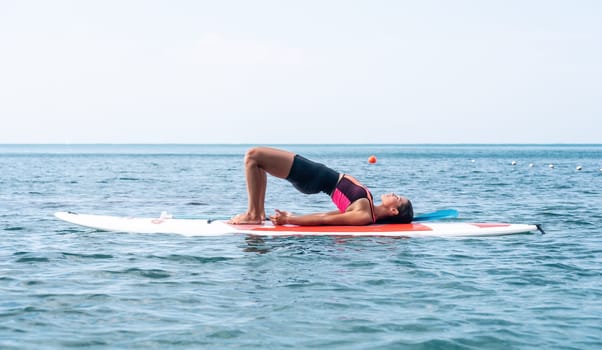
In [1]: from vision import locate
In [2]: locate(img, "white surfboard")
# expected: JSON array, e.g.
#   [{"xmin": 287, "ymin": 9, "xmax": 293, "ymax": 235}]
[{"xmin": 54, "ymin": 212, "xmax": 541, "ymax": 238}]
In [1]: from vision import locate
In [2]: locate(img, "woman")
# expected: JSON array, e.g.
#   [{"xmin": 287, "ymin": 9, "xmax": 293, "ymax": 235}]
[{"xmin": 229, "ymin": 147, "xmax": 413, "ymax": 226}]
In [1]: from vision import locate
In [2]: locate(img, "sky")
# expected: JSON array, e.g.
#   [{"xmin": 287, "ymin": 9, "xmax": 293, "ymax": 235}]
[{"xmin": 0, "ymin": 0, "xmax": 600, "ymax": 144}]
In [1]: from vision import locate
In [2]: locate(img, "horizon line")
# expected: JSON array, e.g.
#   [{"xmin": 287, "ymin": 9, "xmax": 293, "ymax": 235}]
[{"xmin": 2, "ymin": 142, "xmax": 602, "ymax": 146}]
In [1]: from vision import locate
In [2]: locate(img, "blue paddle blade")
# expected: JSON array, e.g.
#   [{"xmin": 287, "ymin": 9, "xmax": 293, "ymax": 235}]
[{"xmin": 413, "ymin": 209, "xmax": 458, "ymax": 222}]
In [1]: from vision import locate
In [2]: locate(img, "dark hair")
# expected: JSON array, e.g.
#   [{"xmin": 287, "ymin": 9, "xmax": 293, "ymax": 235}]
[{"xmin": 377, "ymin": 199, "xmax": 414, "ymax": 224}]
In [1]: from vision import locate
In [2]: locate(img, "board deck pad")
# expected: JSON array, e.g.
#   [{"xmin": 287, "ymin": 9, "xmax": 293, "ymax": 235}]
[{"xmin": 54, "ymin": 212, "xmax": 539, "ymax": 238}]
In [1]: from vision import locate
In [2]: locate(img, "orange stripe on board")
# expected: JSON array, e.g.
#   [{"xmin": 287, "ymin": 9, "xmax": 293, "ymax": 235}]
[{"xmin": 249, "ymin": 223, "xmax": 432, "ymax": 233}]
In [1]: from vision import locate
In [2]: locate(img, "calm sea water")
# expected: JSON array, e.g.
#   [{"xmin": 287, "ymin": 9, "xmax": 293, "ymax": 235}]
[{"xmin": 1, "ymin": 144, "xmax": 601, "ymax": 349}]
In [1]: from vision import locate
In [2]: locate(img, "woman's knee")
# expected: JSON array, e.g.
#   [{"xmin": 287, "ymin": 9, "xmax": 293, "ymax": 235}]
[
  {"xmin": 244, "ymin": 147, "xmax": 293, "ymax": 178},
  {"xmin": 244, "ymin": 147, "xmax": 265, "ymax": 167}
]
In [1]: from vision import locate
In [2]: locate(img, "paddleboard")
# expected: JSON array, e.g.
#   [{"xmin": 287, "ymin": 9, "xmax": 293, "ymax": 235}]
[{"xmin": 54, "ymin": 212, "xmax": 540, "ymax": 238}]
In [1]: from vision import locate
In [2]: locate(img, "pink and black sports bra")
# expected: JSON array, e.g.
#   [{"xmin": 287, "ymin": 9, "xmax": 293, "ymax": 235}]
[{"xmin": 330, "ymin": 175, "xmax": 376, "ymax": 223}]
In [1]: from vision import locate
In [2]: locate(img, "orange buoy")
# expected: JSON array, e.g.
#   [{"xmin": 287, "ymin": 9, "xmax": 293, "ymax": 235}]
[{"xmin": 368, "ymin": 155, "xmax": 377, "ymax": 164}]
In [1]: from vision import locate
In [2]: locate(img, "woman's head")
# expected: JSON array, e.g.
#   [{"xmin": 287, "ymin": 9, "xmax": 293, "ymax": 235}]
[
  {"xmin": 393, "ymin": 198, "xmax": 413, "ymax": 223},
  {"xmin": 379, "ymin": 193, "xmax": 414, "ymax": 224}
]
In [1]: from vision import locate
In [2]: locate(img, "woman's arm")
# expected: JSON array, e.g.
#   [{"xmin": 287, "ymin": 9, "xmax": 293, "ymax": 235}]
[{"xmin": 270, "ymin": 209, "xmax": 372, "ymax": 226}]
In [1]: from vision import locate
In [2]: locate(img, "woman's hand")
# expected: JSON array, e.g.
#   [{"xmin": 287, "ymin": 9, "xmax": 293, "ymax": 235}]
[{"xmin": 269, "ymin": 209, "xmax": 292, "ymax": 225}]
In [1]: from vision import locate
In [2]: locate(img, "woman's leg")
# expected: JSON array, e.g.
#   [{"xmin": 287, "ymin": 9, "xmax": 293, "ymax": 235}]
[{"xmin": 230, "ymin": 147, "xmax": 295, "ymax": 224}]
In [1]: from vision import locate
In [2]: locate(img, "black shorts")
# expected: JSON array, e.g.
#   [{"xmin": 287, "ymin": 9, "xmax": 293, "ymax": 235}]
[{"xmin": 286, "ymin": 155, "xmax": 339, "ymax": 195}]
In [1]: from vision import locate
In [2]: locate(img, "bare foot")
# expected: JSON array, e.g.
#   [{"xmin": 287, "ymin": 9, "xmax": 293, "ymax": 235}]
[{"xmin": 228, "ymin": 212, "xmax": 264, "ymax": 225}]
